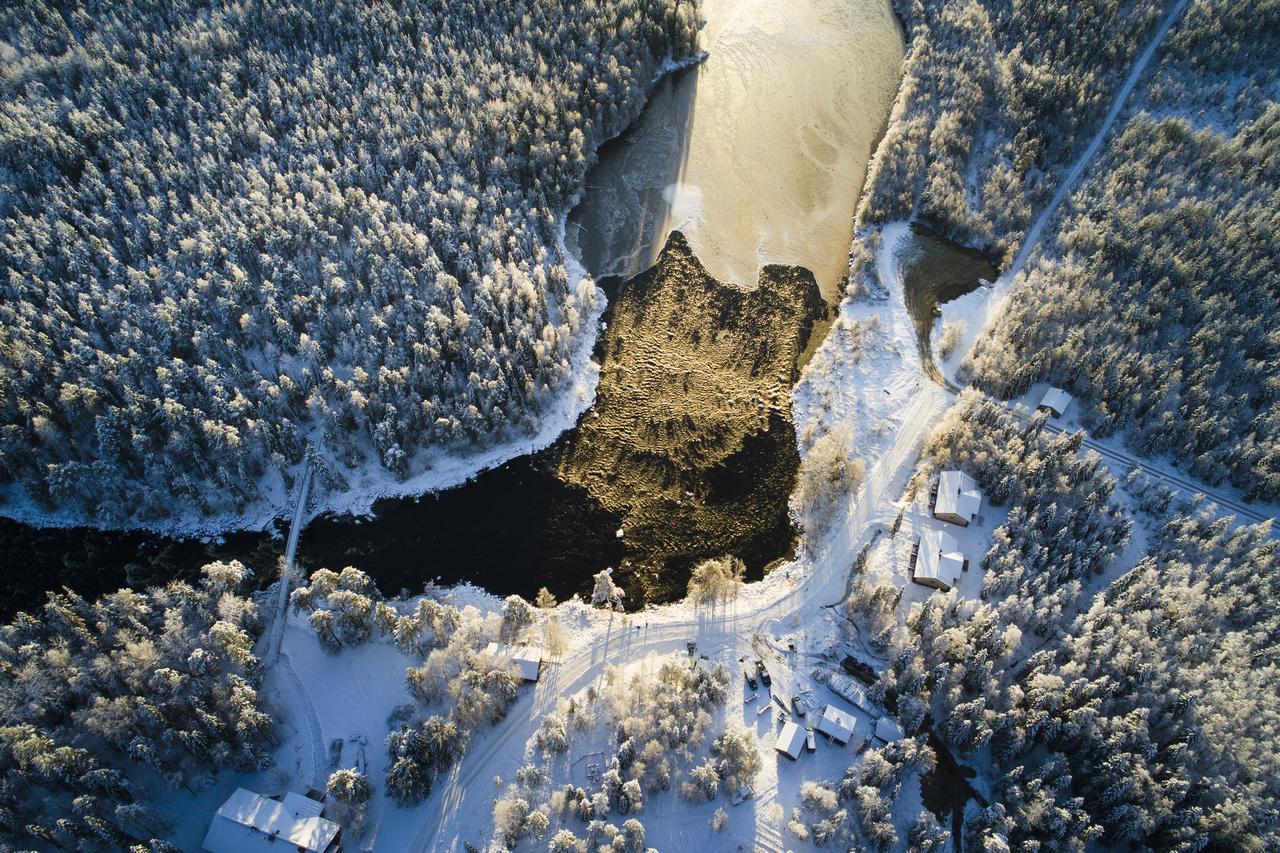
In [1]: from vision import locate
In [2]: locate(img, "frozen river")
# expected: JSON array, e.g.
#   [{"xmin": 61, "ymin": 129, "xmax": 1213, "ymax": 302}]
[{"xmin": 570, "ymin": 0, "xmax": 904, "ymax": 301}]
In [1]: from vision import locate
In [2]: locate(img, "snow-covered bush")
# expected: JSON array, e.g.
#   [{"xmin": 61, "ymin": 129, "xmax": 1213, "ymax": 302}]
[
  {"xmin": 384, "ymin": 716, "xmax": 462, "ymax": 806},
  {"xmin": 326, "ymin": 768, "xmax": 372, "ymax": 835},
  {"xmin": 292, "ymin": 566, "xmax": 386, "ymax": 651},
  {"xmin": 492, "ymin": 795, "xmax": 532, "ymax": 847},
  {"xmin": 549, "ymin": 828, "xmax": 586, "ymax": 852},
  {"xmin": 800, "ymin": 780, "xmax": 839, "ymax": 813},
  {"xmin": 591, "ymin": 568, "xmax": 626, "ymax": 611},
  {"xmin": 327, "ymin": 768, "xmax": 371, "ymax": 804},
  {"xmin": 709, "ymin": 726, "xmax": 761, "ymax": 793},
  {"xmin": 853, "ymin": 785, "xmax": 898, "ymax": 851},
  {"xmin": 685, "ymin": 556, "xmax": 745, "ymax": 609},
  {"xmin": 907, "ymin": 812, "xmax": 949, "ymax": 852},
  {"xmin": 793, "ymin": 424, "xmax": 865, "ymax": 538},
  {"xmin": 500, "ymin": 595, "xmax": 537, "ymax": 643},
  {"xmin": 937, "ymin": 321, "xmax": 964, "ymax": 360},
  {"xmin": 679, "ymin": 761, "xmax": 719, "ymax": 803},
  {"xmin": 535, "ymin": 714, "xmax": 570, "ymax": 754}
]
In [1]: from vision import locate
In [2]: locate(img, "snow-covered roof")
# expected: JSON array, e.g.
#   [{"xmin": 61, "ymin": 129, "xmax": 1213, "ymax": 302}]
[
  {"xmin": 874, "ymin": 716, "xmax": 904, "ymax": 743},
  {"xmin": 202, "ymin": 788, "xmax": 338, "ymax": 853},
  {"xmin": 483, "ymin": 642, "xmax": 543, "ymax": 681},
  {"xmin": 816, "ymin": 704, "xmax": 860, "ymax": 745},
  {"xmin": 775, "ymin": 720, "xmax": 806, "ymax": 759},
  {"xmin": 934, "ymin": 470, "xmax": 982, "ymax": 523},
  {"xmin": 914, "ymin": 528, "xmax": 966, "ymax": 591},
  {"xmin": 1038, "ymin": 386, "xmax": 1073, "ymax": 416}
]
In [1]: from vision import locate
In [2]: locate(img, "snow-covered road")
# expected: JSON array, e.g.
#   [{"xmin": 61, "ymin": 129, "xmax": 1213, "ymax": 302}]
[
  {"xmin": 1043, "ymin": 423, "xmax": 1276, "ymax": 526},
  {"xmin": 1005, "ymin": 0, "xmax": 1191, "ymax": 278},
  {"xmin": 404, "ymin": 379, "xmax": 948, "ymax": 850}
]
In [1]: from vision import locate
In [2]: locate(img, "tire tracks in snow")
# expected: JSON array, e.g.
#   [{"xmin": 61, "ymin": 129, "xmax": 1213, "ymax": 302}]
[{"xmin": 278, "ymin": 645, "xmax": 327, "ymax": 791}]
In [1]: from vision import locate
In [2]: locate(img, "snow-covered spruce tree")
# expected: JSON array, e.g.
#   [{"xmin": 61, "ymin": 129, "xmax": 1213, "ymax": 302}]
[
  {"xmin": 384, "ymin": 715, "xmax": 462, "ymax": 806},
  {"xmin": 0, "ymin": 0, "xmax": 701, "ymax": 527},
  {"xmin": 325, "ymin": 768, "xmax": 372, "ymax": 836}
]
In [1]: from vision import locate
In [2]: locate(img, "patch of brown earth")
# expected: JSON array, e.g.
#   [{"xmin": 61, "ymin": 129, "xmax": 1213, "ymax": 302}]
[{"xmin": 556, "ymin": 231, "xmax": 825, "ymax": 602}]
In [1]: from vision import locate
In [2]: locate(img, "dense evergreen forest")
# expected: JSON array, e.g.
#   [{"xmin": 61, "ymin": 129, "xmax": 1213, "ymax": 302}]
[
  {"xmin": 0, "ymin": 0, "xmax": 700, "ymax": 526},
  {"xmin": 856, "ymin": 0, "xmax": 1279, "ymax": 501},
  {"xmin": 0, "ymin": 562, "xmax": 273, "ymax": 849},
  {"xmin": 963, "ymin": 0, "xmax": 1280, "ymax": 501},
  {"xmin": 859, "ymin": 0, "xmax": 1172, "ymax": 262},
  {"xmin": 850, "ymin": 395, "xmax": 1279, "ymax": 850}
]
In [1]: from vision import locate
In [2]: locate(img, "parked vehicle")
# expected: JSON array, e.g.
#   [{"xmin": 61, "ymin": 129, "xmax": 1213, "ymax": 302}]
[
  {"xmin": 841, "ymin": 655, "xmax": 877, "ymax": 686},
  {"xmin": 805, "ymin": 727, "xmax": 817, "ymax": 753},
  {"xmin": 755, "ymin": 659, "xmax": 771, "ymax": 686},
  {"xmin": 744, "ymin": 665, "xmax": 758, "ymax": 690}
]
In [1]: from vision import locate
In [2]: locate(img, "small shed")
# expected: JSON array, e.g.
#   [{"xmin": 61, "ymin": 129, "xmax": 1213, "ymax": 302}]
[
  {"xmin": 874, "ymin": 716, "xmax": 904, "ymax": 744},
  {"xmin": 202, "ymin": 788, "xmax": 339, "ymax": 853},
  {"xmin": 775, "ymin": 720, "xmax": 806, "ymax": 760},
  {"xmin": 1038, "ymin": 387, "xmax": 1073, "ymax": 418},
  {"xmin": 483, "ymin": 642, "xmax": 543, "ymax": 682},
  {"xmin": 816, "ymin": 704, "xmax": 865, "ymax": 748},
  {"xmin": 911, "ymin": 529, "xmax": 968, "ymax": 592},
  {"xmin": 934, "ymin": 470, "xmax": 982, "ymax": 527}
]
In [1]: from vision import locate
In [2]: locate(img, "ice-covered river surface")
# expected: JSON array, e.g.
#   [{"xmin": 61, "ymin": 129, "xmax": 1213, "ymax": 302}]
[
  {"xmin": 570, "ymin": 0, "xmax": 904, "ymax": 301},
  {"xmin": 0, "ymin": 0, "xmax": 906, "ymax": 615}
]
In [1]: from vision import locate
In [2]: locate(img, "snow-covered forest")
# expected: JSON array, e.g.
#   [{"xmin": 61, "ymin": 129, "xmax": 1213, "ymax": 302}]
[
  {"xmin": 849, "ymin": 395, "xmax": 1278, "ymax": 850},
  {"xmin": 855, "ymin": 0, "xmax": 1279, "ymax": 499},
  {"xmin": 858, "ymin": 0, "xmax": 1173, "ymax": 262},
  {"xmin": 0, "ymin": 0, "xmax": 700, "ymax": 526},
  {"xmin": 962, "ymin": 0, "xmax": 1280, "ymax": 500},
  {"xmin": 0, "ymin": 561, "xmax": 273, "ymax": 849}
]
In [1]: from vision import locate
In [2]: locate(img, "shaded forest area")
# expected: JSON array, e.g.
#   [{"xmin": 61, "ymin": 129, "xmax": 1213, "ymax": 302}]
[{"xmin": 0, "ymin": 562, "xmax": 275, "ymax": 849}]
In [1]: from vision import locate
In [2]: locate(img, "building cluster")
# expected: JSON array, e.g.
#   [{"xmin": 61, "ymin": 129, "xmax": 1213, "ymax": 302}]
[{"xmin": 911, "ymin": 469, "xmax": 983, "ymax": 593}]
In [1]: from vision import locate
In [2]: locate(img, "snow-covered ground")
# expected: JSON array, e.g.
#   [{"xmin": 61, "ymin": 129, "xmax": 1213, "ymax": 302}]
[
  {"xmin": 161, "ymin": 9, "xmax": 1235, "ymax": 844},
  {"xmin": 172, "ymin": 209, "xmax": 1274, "ymax": 850},
  {"xmin": 159, "ymin": 214, "xmax": 955, "ymax": 850}
]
